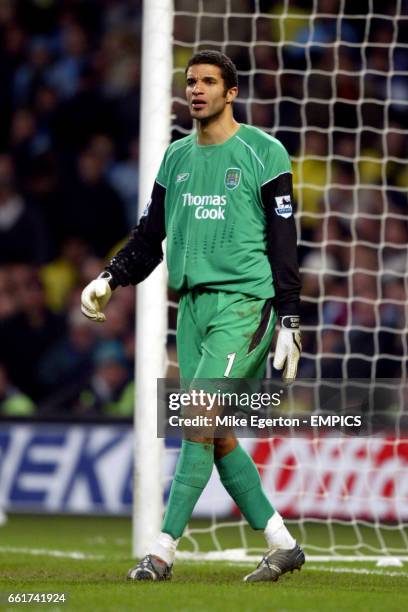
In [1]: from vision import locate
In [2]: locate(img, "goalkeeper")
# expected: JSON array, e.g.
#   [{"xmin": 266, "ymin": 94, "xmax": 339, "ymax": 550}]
[{"xmin": 81, "ymin": 50, "xmax": 303, "ymax": 583}]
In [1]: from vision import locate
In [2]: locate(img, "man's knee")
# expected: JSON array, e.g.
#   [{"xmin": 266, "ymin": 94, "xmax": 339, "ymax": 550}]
[
  {"xmin": 214, "ymin": 436, "xmax": 238, "ymax": 460},
  {"xmin": 185, "ymin": 436, "xmax": 214, "ymax": 447}
]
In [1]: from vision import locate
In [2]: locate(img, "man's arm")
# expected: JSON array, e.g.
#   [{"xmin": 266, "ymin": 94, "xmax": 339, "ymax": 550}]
[
  {"xmin": 261, "ymin": 171, "xmax": 302, "ymax": 382},
  {"xmin": 105, "ymin": 181, "xmax": 166, "ymax": 288},
  {"xmin": 261, "ymin": 171, "xmax": 301, "ymax": 316},
  {"xmin": 81, "ymin": 181, "xmax": 166, "ymax": 321}
]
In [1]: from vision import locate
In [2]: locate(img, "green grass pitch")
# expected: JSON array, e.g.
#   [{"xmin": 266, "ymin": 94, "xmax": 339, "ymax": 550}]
[{"xmin": 0, "ymin": 515, "xmax": 407, "ymax": 611}]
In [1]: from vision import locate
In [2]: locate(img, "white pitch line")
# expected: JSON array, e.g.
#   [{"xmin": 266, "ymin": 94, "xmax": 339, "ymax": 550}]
[
  {"xmin": 176, "ymin": 550, "xmax": 408, "ymax": 564},
  {"xmin": 0, "ymin": 546, "xmax": 103, "ymax": 560},
  {"xmin": 304, "ymin": 555, "xmax": 408, "ymax": 563},
  {"xmin": 306, "ymin": 565, "xmax": 408, "ymax": 578},
  {"xmin": 224, "ymin": 562, "xmax": 408, "ymax": 577}
]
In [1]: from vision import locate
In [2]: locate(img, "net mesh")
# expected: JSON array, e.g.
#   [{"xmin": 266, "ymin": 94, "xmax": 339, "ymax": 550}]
[{"xmin": 164, "ymin": 0, "xmax": 408, "ymax": 558}]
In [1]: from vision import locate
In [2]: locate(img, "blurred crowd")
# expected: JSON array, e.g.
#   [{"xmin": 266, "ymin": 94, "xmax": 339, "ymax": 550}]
[
  {"xmin": 0, "ymin": 0, "xmax": 141, "ymax": 417},
  {"xmin": 0, "ymin": 0, "xmax": 407, "ymax": 418}
]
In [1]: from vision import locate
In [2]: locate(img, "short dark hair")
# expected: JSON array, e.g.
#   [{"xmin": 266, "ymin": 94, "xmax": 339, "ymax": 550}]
[{"xmin": 185, "ymin": 50, "xmax": 238, "ymax": 90}]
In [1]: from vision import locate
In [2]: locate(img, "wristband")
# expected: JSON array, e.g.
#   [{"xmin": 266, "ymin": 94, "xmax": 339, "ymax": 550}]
[
  {"xmin": 98, "ymin": 271, "xmax": 117, "ymax": 290},
  {"xmin": 280, "ymin": 315, "xmax": 300, "ymax": 329}
]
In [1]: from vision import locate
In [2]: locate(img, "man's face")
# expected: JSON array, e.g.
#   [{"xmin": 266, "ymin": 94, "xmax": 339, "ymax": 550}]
[{"xmin": 185, "ymin": 63, "xmax": 237, "ymax": 122}]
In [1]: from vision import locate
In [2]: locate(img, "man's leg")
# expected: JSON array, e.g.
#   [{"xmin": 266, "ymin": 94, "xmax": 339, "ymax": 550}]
[
  {"xmin": 128, "ymin": 433, "xmax": 215, "ymax": 580},
  {"xmin": 202, "ymin": 288, "xmax": 304, "ymax": 582},
  {"xmin": 128, "ymin": 292, "xmax": 216, "ymax": 580},
  {"xmin": 214, "ymin": 436, "xmax": 304, "ymax": 582},
  {"xmin": 214, "ymin": 437, "xmax": 275, "ymax": 528},
  {"xmin": 184, "ymin": 291, "xmax": 304, "ymax": 580},
  {"xmin": 151, "ymin": 437, "xmax": 214, "ymax": 554},
  {"xmin": 192, "ymin": 293, "xmax": 289, "ymax": 544},
  {"xmin": 214, "ymin": 437, "xmax": 295, "ymax": 543},
  {"xmin": 152, "ymin": 291, "xmax": 215, "ymax": 557}
]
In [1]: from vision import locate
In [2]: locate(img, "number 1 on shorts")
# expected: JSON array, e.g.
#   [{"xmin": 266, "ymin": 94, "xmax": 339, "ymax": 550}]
[{"xmin": 224, "ymin": 352, "xmax": 236, "ymax": 377}]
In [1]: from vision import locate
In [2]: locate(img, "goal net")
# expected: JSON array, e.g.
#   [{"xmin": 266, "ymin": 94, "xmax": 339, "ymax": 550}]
[{"xmin": 143, "ymin": 0, "xmax": 408, "ymax": 562}]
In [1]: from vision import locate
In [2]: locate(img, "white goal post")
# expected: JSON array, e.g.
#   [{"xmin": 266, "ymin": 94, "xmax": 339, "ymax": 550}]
[{"xmin": 133, "ymin": 0, "xmax": 173, "ymax": 558}]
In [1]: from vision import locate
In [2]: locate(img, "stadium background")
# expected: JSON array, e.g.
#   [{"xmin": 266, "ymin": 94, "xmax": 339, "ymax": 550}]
[{"xmin": 0, "ymin": 0, "xmax": 407, "ymax": 524}]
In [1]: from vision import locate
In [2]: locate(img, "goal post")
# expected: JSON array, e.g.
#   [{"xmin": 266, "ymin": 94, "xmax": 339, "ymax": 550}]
[{"xmin": 133, "ymin": 0, "xmax": 174, "ymax": 558}]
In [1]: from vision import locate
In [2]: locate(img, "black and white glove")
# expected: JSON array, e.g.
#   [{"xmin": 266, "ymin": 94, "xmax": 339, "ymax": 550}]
[
  {"xmin": 273, "ymin": 315, "xmax": 302, "ymax": 383},
  {"xmin": 81, "ymin": 272, "xmax": 113, "ymax": 323}
]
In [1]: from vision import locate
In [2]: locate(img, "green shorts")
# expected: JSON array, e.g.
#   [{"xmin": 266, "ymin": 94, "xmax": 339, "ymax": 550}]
[{"xmin": 177, "ymin": 288, "xmax": 277, "ymax": 380}]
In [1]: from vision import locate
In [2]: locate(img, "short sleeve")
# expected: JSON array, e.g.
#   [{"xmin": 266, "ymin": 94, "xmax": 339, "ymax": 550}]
[{"xmin": 261, "ymin": 141, "xmax": 292, "ymax": 186}]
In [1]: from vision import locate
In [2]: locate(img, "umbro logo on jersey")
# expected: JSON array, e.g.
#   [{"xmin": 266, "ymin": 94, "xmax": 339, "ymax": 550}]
[
  {"xmin": 176, "ymin": 173, "xmax": 190, "ymax": 183},
  {"xmin": 274, "ymin": 195, "xmax": 293, "ymax": 218},
  {"xmin": 224, "ymin": 168, "xmax": 241, "ymax": 190}
]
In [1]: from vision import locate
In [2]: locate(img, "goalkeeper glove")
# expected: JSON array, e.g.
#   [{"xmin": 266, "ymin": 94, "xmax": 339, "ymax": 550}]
[
  {"xmin": 273, "ymin": 315, "xmax": 302, "ymax": 383},
  {"xmin": 81, "ymin": 272, "xmax": 113, "ymax": 323}
]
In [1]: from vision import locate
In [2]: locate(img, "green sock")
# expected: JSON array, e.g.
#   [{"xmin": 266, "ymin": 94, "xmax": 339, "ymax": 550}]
[
  {"xmin": 215, "ymin": 444, "xmax": 274, "ymax": 530},
  {"xmin": 162, "ymin": 440, "xmax": 214, "ymax": 539}
]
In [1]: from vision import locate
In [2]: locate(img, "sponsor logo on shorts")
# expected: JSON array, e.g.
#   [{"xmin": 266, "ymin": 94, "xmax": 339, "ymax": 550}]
[
  {"xmin": 224, "ymin": 167, "xmax": 241, "ymax": 190},
  {"xmin": 274, "ymin": 195, "xmax": 293, "ymax": 218}
]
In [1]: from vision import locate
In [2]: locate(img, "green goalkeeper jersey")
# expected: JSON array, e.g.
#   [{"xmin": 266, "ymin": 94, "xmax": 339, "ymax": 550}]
[
  {"xmin": 156, "ymin": 124, "xmax": 292, "ymax": 299},
  {"xmin": 107, "ymin": 123, "xmax": 300, "ymax": 315}
]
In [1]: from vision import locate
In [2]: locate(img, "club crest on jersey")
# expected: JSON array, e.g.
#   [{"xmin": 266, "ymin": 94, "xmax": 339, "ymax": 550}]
[
  {"xmin": 224, "ymin": 168, "xmax": 241, "ymax": 190},
  {"xmin": 176, "ymin": 172, "xmax": 190, "ymax": 183},
  {"xmin": 274, "ymin": 195, "xmax": 293, "ymax": 218}
]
